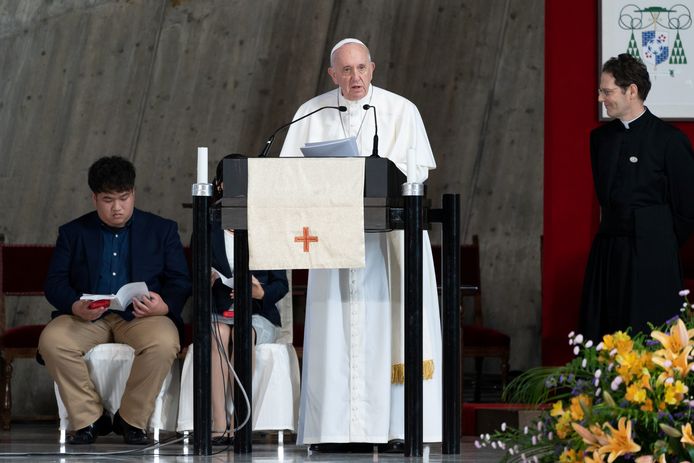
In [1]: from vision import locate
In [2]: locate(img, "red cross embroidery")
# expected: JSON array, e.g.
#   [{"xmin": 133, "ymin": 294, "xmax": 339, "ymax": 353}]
[{"xmin": 294, "ymin": 227, "xmax": 318, "ymax": 252}]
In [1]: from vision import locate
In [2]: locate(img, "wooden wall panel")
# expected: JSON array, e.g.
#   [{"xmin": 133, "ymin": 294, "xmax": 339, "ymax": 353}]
[{"xmin": 0, "ymin": 0, "xmax": 543, "ymax": 415}]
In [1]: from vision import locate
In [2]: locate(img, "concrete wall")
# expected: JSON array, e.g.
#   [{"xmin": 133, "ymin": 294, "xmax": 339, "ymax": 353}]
[{"xmin": 0, "ymin": 0, "xmax": 543, "ymax": 416}]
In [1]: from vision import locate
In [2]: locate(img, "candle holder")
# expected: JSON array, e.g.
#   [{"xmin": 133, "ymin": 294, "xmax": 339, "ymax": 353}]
[{"xmin": 401, "ymin": 182, "xmax": 424, "ymax": 197}]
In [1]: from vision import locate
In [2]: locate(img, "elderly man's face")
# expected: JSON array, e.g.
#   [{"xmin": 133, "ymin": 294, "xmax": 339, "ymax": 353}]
[{"xmin": 328, "ymin": 43, "xmax": 375, "ymax": 101}]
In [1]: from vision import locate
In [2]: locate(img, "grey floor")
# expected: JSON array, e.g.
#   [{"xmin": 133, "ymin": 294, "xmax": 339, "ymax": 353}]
[{"xmin": 0, "ymin": 422, "xmax": 504, "ymax": 462}]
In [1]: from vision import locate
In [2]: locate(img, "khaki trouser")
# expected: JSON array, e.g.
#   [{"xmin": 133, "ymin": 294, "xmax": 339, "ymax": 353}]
[{"xmin": 38, "ymin": 313, "xmax": 179, "ymax": 430}]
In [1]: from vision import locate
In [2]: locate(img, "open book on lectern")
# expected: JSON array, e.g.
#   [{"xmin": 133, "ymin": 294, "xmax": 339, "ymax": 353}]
[{"xmin": 299, "ymin": 136, "xmax": 359, "ymax": 157}]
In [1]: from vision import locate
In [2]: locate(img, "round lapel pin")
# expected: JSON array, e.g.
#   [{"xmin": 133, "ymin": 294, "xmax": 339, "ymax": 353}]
[{"xmin": 629, "ymin": 156, "xmax": 638, "ymax": 163}]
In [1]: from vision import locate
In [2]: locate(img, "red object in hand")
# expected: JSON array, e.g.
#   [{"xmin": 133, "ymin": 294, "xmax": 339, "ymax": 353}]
[
  {"xmin": 223, "ymin": 310, "xmax": 235, "ymax": 318},
  {"xmin": 88, "ymin": 299, "xmax": 111, "ymax": 310}
]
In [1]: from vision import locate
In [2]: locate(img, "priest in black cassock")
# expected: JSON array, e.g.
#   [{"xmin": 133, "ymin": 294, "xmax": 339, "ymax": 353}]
[{"xmin": 580, "ymin": 53, "xmax": 694, "ymax": 342}]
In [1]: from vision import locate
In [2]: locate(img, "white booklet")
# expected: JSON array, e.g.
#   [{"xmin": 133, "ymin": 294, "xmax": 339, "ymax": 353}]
[
  {"xmin": 300, "ymin": 136, "xmax": 359, "ymax": 157},
  {"xmin": 80, "ymin": 281, "xmax": 149, "ymax": 312},
  {"xmin": 211, "ymin": 267, "xmax": 234, "ymax": 289}
]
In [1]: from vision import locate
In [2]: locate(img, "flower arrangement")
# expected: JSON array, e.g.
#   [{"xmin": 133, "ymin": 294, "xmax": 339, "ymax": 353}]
[{"xmin": 478, "ymin": 290, "xmax": 694, "ymax": 463}]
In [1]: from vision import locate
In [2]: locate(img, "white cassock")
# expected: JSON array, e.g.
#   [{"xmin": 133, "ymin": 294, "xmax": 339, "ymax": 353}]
[{"xmin": 279, "ymin": 84, "xmax": 442, "ymax": 444}]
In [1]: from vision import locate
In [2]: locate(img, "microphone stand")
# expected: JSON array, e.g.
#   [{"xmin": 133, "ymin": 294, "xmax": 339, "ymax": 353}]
[
  {"xmin": 363, "ymin": 104, "xmax": 379, "ymax": 158},
  {"xmin": 258, "ymin": 105, "xmax": 347, "ymax": 157}
]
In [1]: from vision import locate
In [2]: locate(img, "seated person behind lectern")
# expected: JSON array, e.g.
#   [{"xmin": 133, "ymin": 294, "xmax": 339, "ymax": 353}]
[
  {"xmin": 39, "ymin": 156, "xmax": 191, "ymax": 445},
  {"xmin": 207, "ymin": 154, "xmax": 289, "ymax": 445}
]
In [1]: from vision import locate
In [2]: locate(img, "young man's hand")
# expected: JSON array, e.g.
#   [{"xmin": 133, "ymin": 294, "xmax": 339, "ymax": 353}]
[{"xmin": 132, "ymin": 291, "xmax": 169, "ymax": 317}]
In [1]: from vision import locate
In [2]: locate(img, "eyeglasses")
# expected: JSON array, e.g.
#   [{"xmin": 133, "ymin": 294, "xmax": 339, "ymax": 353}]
[
  {"xmin": 339, "ymin": 64, "xmax": 370, "ymax": 77},
  {"xmin": 598, "ymin": 87, "xmax": 624, "ymax": 97}
]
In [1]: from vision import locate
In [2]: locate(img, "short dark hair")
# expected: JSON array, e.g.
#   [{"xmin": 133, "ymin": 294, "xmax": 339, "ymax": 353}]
[
  {"xmin": 87, "ymin": 156, "xmax": 136, "ymax": 193},
  {"xmin": 602, "ymin": 53, "xmax": 651, "ymax": 101},
  {"xmin": 213, "ymin": 153, "xmax": 247, "ymax": 202}
]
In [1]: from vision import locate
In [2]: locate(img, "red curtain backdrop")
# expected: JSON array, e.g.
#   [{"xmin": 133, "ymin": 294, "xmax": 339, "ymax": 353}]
[{"xmin": 543, "ymin": 0, "xmax": 694, "ymax": 365}]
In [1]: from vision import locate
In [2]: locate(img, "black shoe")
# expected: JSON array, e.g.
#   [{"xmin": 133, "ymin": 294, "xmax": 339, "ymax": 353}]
[
  {"xmin": 113, "ymin": 411, "xmax": 150, "ymax": 445},
  {"xmin": 67, "ymin": 412, "xmax": 112, "ymax": 445},
  {"xmin": 378, "ymin": 439, "xmax": 405, "ymax": 453},
  {"xmin": 309, "ymin": 443, "xmax": 375, "ymax": 453},
  {"xmin": 211, "ymin": 435, "xmax": 234, "ymax": 446}
]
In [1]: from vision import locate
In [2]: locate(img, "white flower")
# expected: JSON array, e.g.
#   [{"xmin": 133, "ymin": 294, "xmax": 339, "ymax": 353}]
[
  {"xmin": 665, "ymin": 377, "xmax": 674, "ymax": 385},
  {"xmin": 611, "ymin": 376, "xmax": 623, "ymax": 390},
  {"xmin": 585, "ymin": 340, "xmax": 594, "ymax": 348},
  {"xmin": 680, "ymin": 289, "xmax": 690, "ymax": 296},
  {"xmin": 594, "ymin": 378, "xmax": 600, "ymax": 387},
  {"xmin": 596, "ymin": 342, "xmax": 604, "ymax": 350},
  {"xmin": 568, "ymin": 331, "xmax": 575, "ymax": 338},
  {"xmin": 548, "ymin": 431, "xmax": 553, "ymax": 440},
  {"xmin": 582, "ymin": 359, "xmax": 588, "ymax": 368},
  {"xmin": 610, "ymin": 348, "xmax": 617, "ymax": 357},
  {"xmin": 574, "ymin": 334, "xmax": 584, "ymax": 344},
  {"xmin": 608, "ymin": 362, "xmax": 615, "ymax": 371},
  {"xmin": 501, "ymin": 422, "xmax": 507, "ymax": 431},
  {"xmin": 509, "ymin": 448, "xmax": 515, "ymax": 455},
  {"xmin": 574, "ymin": 346, "xmax": 580, "ymax": 355},
  {"xmin": 537, "ymin": 421, "xmax": 543, "ymax": 431},
  {"xmin": 523, "ymin": 426, "xmax": 528, "ymax": 435},
  {"xmin": 663, "ymin": 360, "xmax": 673, "ymax": 368},
  {"xmin": 498, "ymin": 441, "xmax": 506, "ymax": 450},
  {"xmin": 485, "ymin": 433, "xmax": 491, "ymax": 441},
  {"xmin": 595, "ymin": 369, "xmax": 602, "ymax": 379},
  {"xmin": 491, "ymin": 442, "xmax": 497, "ymax": 449},
  {"xmin": 595, "ymin": 387, "xmax": 602, "ymax": 397},
  {"xmin": 531, "ymin": 436, "xmax": 537, "ymax": 445},
  {"xmin": 474, "ymin": 440, "xmax": 481, "ymax": 449}
]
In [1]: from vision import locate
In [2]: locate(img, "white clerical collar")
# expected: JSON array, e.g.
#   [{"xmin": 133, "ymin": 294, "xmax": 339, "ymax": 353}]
[
  {"xmin": 338, "ymin": 84, "xmax": 374, "ymax": 109},
  {"xmin": 620, "ymin": 108, "xmax": 646, "ymax": 129}
]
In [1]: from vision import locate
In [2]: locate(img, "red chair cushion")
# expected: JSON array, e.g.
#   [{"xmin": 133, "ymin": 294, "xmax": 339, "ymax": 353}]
[
  {"xmin": 0, "ymin": 324, "xmax": 45, "ymax": 348},
  {"xmin": 463, "ymin": 324, "xmax": 510, "ymax": 348}
]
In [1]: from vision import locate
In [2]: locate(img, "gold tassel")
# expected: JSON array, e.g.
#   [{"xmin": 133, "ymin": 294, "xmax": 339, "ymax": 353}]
[{"xmin": 391, "ymin": 360, "xmax": 435, "ymax": 384}]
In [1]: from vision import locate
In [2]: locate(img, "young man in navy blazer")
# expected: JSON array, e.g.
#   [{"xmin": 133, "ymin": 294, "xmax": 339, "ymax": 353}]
[{"xmin": 39, "ymin": 156, "xmax": 191, "ymax": 445}]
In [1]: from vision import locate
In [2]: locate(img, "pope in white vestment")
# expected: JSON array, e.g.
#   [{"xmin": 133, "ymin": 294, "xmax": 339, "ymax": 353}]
[{"xmin": 279, "ymin": 38, "xmax": 442, "ymax": 445}]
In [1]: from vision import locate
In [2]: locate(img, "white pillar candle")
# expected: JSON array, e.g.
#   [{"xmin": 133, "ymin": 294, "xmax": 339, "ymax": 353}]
[
  {"xmin": 406, "ymin": 147, "xmax": 416, "ymax": 183},
  {"xmin": 197, "ymin": 147, "xmax": 208, "ymax": 183}
]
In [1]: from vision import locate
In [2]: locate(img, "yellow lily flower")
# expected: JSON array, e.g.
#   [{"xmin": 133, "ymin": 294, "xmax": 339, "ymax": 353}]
[
  {"xmin": 599, "ymin": 418, "xmax": 641, "ymax": 463},
  {"xmin": 664, "ymin": 380, "xmax": 688, "ymax": 405},
  {"xmin": 569, "ymin": 394, "xmax": 591, "ymax": 421},
  {"xmin": 625, "ymin": 383, "xmax": 647, "ymax": 403},
  {"xmin": 550, "ymin": 400, "xmax": 565, "ymax": 417},
  {"xmin": 651, "ymin": 319, "xmax": 692, "ymax": 354},
  {"xmin": 586, "ymin": 450, "xmax": 607, "ymax": 463},
  {"xmin": 682, "ymin": 423, "xmax": 694, "ymax": 446}
]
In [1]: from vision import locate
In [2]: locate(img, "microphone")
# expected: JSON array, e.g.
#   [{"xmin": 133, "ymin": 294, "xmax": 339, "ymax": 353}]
[
  {"xmin": 259, "ymin": 105, "xmax": 347, "ymax": 157},
  {"xmin": 363, "ymin": 104, "xmax": 379, "ymax": 157}
]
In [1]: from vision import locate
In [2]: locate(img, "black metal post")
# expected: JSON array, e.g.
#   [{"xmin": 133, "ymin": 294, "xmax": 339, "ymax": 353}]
[
  {"xmin": 403, "ymin": 183, "xmax": 424, "ymax": 457},
  {"xmin": 192, "ymin": 185, "xmax": 212, "ymax": 456},
  {"xmin": 442, "ymin": 193, "xmax": 461, "ymax": 454},
  {"xmin": 233, "ymin": 230, "xmax": 252, "ymax": 453}
]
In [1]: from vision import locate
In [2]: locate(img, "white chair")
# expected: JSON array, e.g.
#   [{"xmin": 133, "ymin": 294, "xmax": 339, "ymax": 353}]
[
  {"xmin": 55, "ymin": 343, "xmax": 181, "ymax": 443},
  {"xmin": 176, "ymin": 272, "xmax": 300, "ymax": 439}
]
